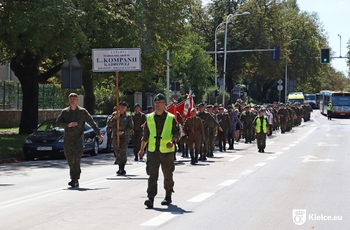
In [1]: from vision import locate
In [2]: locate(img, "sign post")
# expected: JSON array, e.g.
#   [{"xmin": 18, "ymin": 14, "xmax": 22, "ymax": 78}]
[{"xmin": 92, "ymin": 48, "xmax": 141, "ymax": 147}]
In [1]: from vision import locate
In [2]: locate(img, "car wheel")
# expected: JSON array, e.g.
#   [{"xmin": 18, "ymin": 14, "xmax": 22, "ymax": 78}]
[
  {"xmin": 24, "ymin": 154, "xmax": 34, "ymax": 161},
  {"xmin": 90, "ymin": 139, "xmax": 99, "ymax": 156}
]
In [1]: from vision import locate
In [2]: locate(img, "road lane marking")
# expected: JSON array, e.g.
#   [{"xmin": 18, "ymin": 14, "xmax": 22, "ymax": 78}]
[
  {"xmin": 266, "ymin": 141, "xmax": 274, "ymax": 146},
  {"xmin": 266, "ymin": 156, "xmax": 277, "ymax": 161},
  {"xmin": 282, "ymin": 147, "xmax": 290, "ymax": 150},
  {"xmin": 228, "ymin": 155, "xmax": 243, "ymax": 162},
  {"xmin": 300, "ymin": 155, "xmax": 336, "ymax": 163},
  {"xmin": 187, "ymin": 193, "xmax": 215, "ymax": 202},
  {"xmin": 240, "ymin": 170, "xmax": 254, "ymax": 175},
  {"xmin": 275, "ymin": 152, "xmax": 284, "ymax": 155},
  {"xmin": 255, "ymin": 162, "xmax": 267, "ymax": 167},
  {"xmin": 218, "ymin": 179, "xmax": 237, "ymax": 187},
  {"xmin": 141, "ymin": 213, "xmax": 180, "ymax": 226},
  {"xmin": 289, "ymin": 144, "xmax": 296, "ymax": 147}
]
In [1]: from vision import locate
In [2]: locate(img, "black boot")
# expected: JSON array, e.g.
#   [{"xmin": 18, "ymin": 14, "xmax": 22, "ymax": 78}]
[
  {"xmin": 195, "ymin": 150, "xmax": 199, "ymax": 163},
  {"xmin": 117, "ymin": 164, "xmax": 126, "ymax": 175},
  {"xmin": 68, "ymin": 179, "xmax": 79, "ymax": 188},
  {"xmin": 161, "ymin": 196, "xmax": 172, "ymax": 205},
  {"xmin": 144, "ymin": 197, "xmax": 154, "ymax": 208},
  {"xmin": 190, "ymin": 150, "xmax": 195, "ymax": 165},
  {"xmin": 228, "ymin": 139, "xmax": 234, "ymax": 150}
]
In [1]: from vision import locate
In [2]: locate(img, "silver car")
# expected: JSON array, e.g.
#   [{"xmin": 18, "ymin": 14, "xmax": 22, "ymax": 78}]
[{"xmin": 91, "ymin": 115, "xmax": 111, "ymax": 152}]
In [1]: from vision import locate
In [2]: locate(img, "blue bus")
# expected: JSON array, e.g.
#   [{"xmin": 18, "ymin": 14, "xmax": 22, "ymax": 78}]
[{"xmin": 319, "ymin": 90, "xmax": 350, "ymax": 118}]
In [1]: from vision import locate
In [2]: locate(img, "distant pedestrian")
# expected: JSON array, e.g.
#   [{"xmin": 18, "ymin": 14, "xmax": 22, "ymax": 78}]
[
  {"xmin": 138, "ymin": 93, "xmax": 180, "ymax": 209},
  {"xmin": 56, "ymin": 93, "xmax": 104, "ymax": 188},
  {"xmin": 327, "ymin": 102, "xmax": 333, "ymax": 120}
]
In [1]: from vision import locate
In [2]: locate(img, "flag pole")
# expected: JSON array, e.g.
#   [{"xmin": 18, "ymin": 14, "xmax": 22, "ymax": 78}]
[{"xmin": 116, "ymin": 71, "xmax": 120, "ymax": 148}]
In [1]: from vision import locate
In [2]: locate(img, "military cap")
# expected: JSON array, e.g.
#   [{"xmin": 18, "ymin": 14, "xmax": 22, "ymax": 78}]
[
  {"xmin": 197, "ymin": 102, "xmax": 204, "ymax": 107},
  {"xmin": 219, "ymin": 106, "xmax": 224, "ymax": 110},
  {"xmin": 227, "ymin": 105, "xmax": 233, "ymax": 109},
  {"xmin": 244, "ymin": 105, "xmax": 251, "ymax": 108},
  {"xmin": 259, "ymin": 109, "xmax": 265, "ymax": 112},
  {"xmin": 206, "ymin": 104, "xmax": 213, "ymax": 109},
  {"xmin": 147, "ymin": 105, "xmax": 153, "ymax": 110},
  {"xmin": 68, "ymin": 92, "xmax": 78, "ymax": 98},
  {"xmin": 154, "ymin": 93, "xmax": 166, "ymax": 101},
  {"xmin": 213, "ymin": 104, "xmax": 218, "ymax": 108},
  {"xmin": 134, "ymin": 103, "xmax": 141, "ymax": 108},
  {"xmin": 119, "ymin": 101, "xmax": 128, "ymax": 106}
]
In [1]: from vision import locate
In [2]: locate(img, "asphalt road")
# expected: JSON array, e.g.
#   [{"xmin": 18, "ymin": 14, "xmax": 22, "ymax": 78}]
[{"xmin": 1, "ymin": 111, "xmax": 349, "ymax": 230}]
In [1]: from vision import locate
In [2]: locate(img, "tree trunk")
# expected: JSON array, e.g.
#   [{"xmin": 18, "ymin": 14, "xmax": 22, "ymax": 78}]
[{"xmin": 82, "ymin": 73, "xmax": 95, "ymax": 114}]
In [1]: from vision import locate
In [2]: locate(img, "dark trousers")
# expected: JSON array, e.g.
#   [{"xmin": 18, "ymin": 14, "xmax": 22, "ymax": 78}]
[
  {"xmin": 132, "ymin": 131, "xmax": 142, "ymax": 159},
  {"xmin": 218, "ymin": 130, "xmax": 228, "ymax": 151},
  {"xmin": 64, "ymin": 142, "xmax": 83, "ymax": 180},
  {"xmin": 327, "ymin": 110, "xmax": 332, "ymax": 120},
  {"xmin": 146, "ymin": 151, "xmax": 175, "ymax": 198},
  {"xmin": 256, "ymin": 132, "xmax": 267, "ymax": 150}
]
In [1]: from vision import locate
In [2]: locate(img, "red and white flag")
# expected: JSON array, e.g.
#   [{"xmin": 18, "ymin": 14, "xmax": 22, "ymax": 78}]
[{"xmin": 166, "ymin": 94, "xmax": 194, "ymax": 121}]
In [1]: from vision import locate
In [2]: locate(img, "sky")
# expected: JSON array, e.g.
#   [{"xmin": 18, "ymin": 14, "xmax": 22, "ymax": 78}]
[{"xmin": 202, "ymin": 0, "xmax": 350, "ymax": 76}]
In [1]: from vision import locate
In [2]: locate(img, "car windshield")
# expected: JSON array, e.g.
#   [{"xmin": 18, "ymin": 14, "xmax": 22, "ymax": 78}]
[
  {"xmin": 36, "ymin": 120, "xmax": 63, "ymax": 132},
  {"xmin": 304, "ymin": 95, "xmax": 316, "ymax": 100},
  {"xmin": 92, "ymin": 117, "xmax": 107, "ymax": 128}
]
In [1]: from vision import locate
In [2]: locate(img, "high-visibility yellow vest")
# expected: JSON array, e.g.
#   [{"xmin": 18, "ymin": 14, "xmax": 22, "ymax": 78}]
[
  {"xmin": 255, "ymin": 116, "xmax": 268, "ymax": 133},
  {"xmin": 327, "ymin": 104, "xmax": 332, "ymax": 111},
  {"xmin": 147, "ymin": 112, "xmax": 175, "ymax": 153}
]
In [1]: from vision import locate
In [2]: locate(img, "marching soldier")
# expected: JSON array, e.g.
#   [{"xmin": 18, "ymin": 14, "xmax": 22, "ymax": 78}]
[
  {"xmin": 131, "ymin": 103, "xmax": 146, "ymax": 161},
  {"xmin": 107, "ymin": 101, "xmax": 134, "ymax": 175},
  {"xmin": 183, "ymin": 108, "xmax": 205, "ymax": 164},
  {"xmin": 240, "ymin": 105, "xmax": 255, "ymax": 143},
  {"xmin": 56, "ymin": 93, "xmax": 104, "ymax": 188},
  {"xmin": 216, "ymin": 106, "xmax": 231, "ymax": 152},
  {"xmin": 197, "ymin": 102, "xmax": 221, "ymax": 161},
  {"xmin": 253, "ymin": 108, "xmax": 269, "ymax": 153},
  {"xmin": 206, "ymin": 104, "xmax": 217, "ymax": 157}
]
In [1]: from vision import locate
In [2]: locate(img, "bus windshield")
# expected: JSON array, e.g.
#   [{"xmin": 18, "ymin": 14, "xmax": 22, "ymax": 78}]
[
  {"xmin": 332, "ymin": 96, "xmax": 350, "ymax": 106},
  {"xmin": 304, "ymin": 94, "xmax": 316, "ymax": 100}
]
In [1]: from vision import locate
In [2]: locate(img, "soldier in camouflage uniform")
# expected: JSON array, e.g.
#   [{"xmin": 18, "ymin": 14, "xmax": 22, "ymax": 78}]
[
  {"xmin": 138, "ymin": 93, "xmax": 180, "ymax": 209},
  {"xmin": 183, "ymin": 108, "xmax": 205, "ymax": 164},
  {"xmin": 197, "ymin": 102, "xmax": 221, "ymax": 161},
  {"xmin": 107, "ymin": 101, "xmax": 134, "ymax": 175},
  {"xmin": 132, "ymin": 103, "xmax": 146, "ymax": 161},
  {"xmin": 240, "ymin": 105, "xmax": 255, "ymax": 143},
  {"xmin": 56, "ymin": 93, "xmax": 104, "ymax": 188},
  {"xmin": 216, "ymin": 106, "xmax": 231, "ymax": 152},
  {"xmin": 206, "ymin": 105, "xmax": 217, "ymax": 157}
]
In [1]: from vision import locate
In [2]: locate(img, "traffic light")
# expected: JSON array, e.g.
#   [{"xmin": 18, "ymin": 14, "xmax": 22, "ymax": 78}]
[
  {"xmin": 214, "ymin": 89, "xmax": 219, "ymax": 97},
  {"xmin": 320, "ymin": 48, "xmax": 330, "ymax": 64}
]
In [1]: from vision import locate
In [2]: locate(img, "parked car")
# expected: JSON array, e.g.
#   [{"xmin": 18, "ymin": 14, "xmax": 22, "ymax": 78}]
[
  {"xmin": 23, "ymin": 119, "xmax": 99, "ymax": 160},
  {"xmin": 91, "ymin": 115, "xmax": 111, "ymax": 152}
]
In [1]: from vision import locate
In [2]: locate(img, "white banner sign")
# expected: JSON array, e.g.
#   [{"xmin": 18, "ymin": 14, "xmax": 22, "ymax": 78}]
[{"xmin": 92, "ymin": 48, "xmax": 141, "ymax": 72}]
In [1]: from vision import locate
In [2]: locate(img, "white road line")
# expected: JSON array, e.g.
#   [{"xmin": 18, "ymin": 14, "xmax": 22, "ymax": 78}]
[
  {"xmin": 275, "ymin": 152, "xmax": 284, "ymax": 155},
  {"xmin": 266, "ymin": 141, "xmax": 274, "ymax": 146},
  {"xmin": 266, "ymin": 156, "xmax": 277, "ymax": 161},
  {"xmin": 289, "ymin": 144, "xmax": 296, "ymax": 147},
  {"xmin": 282, "ymin": 147, "xmax": 290, "ymax": 150},
  {"xmin": 255, "ymin": 162, "xmax": 267, "ymax": 167},
  {"xmin": 218, "ymin": 179, "xmax": 238, "ymax": 187},
  {"xmin": 240, "ymin": 170, "xmax": 254, "ymax": 175},
  {"xmin": 187, "ymin": 193, "xmax": 215, "ymax": 202},
  {"xmin": 294, "ymin": 141, "xmax": 300, "ymax": 144},
  {"xmin": 141, "ymin": 213, "xmax": 180, "ymax": 226},
  {"xmin": 228, "ymin": 155, "xmax": 243, "ymax": 162}
]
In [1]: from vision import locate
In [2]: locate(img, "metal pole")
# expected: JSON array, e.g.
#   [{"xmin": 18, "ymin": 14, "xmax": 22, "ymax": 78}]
[
  {"xmin": 223, "ymin": 14, "xmax": 232, "ymax": 106},
  {"xmin": 166, "ymin": 50, "xmax": 170, "ymax": 104},
  {"xmin": 215, "ymin": 22, "xmax": 224, "ymax": 104},
  {"xmin": 285, "ymin": 57, "xmax": 288, "ymax": 103},
  {"xmin": 338, "ymin": 34, "xmax": 342, "ymax": 57},
  {"xmin": 116, "ymin": 71, "xmax": 120, "ymax": 148}
]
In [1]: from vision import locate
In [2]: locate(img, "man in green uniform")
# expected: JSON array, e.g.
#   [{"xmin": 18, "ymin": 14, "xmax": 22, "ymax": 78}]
[
  {"xmin": 107, "ymin": 101, "xmax": 134, "ymax": 175},
  {"xmin": 240, "ymin": 105, "xmax": 255, "ymax": 143},
  {"xmin": 138, "ymin": 93, "xmax": 180, "ymax": 208},
  {"xmin": 56, "ymin": 93, "xmax": 104, "ymax": 188},
  {"xmin": 278, "ymin": 104, "xmax": 288, "ymax": 133},
  {"xmin": 216, "ymin": 106, "xmax": 231, "ymax": 152},
  {"xmin": 206, "ymin": 105, "xmax": 217, "ymax": 157},
  {"xmin": 197, "ymin": 102, "xmax": 221, "ymax": 161},
  {"xmin": 253, "ymin": 108, "xmax": 269, "ymax": 153},
  {"xmin": 132, "ymin": 103, "xmax": 146, "ymax": 161}
]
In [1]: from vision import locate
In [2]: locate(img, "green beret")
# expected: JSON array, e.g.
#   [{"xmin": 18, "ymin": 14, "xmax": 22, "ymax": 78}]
[
  {"xmin": 197, "ymin": 102, "xmax": 204, "ymax": 107},
  {"xmin": 154, "ymin": 93, "xmax": 166, "ymax": 101},
  {"xmin": 134, "ymin": 103, "xmax": 141, "ymax": 108}
]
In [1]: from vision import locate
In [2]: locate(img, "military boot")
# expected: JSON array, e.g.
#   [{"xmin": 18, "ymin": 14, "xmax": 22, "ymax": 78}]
[
  {"xmin": 68, "ymin": 179, "xmax": 79, "ymax": 188},
  {"xmin": 144, "ymin": 197, "xmax": 154, "ymax": 208},
  {"xmin": 161, "ymin": 196, "xmax": 172, "ymax": 205},
  {"xmin": 195, "ymin": 150, "xmax": 199, "ymax": 163},
  {"xmin": 190, "ymin": 150, "xmax": 195, "ymax": 165}
]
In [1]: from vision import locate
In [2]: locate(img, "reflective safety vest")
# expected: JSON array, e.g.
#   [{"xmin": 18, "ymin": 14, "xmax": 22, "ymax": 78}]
[
  {"xmin": 147, "ymin": 112, "xmax": 175, "ymax": 153},
  {"xmin": 255, "ymin": 116, "xmax": 268, "ymax": 133},
  {"xmin": 327, "ymin": 104, "xmax": 333, "ymax": 111}
]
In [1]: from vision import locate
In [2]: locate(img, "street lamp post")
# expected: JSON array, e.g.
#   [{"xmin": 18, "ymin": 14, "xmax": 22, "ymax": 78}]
[
  {"xmin": 284, "ymin": 39, "xmax": 300, "ymax": 103},
  {"xmin": 214, "ymin": 22, "xmax": 225, "ymax": 103},
  {"xmin": 223, "ymin": 12, "xmax": 250, "ymax": 106},
  {"xmin": 338, "ymin": 34, "xmax": 342, "ymax": 57}
]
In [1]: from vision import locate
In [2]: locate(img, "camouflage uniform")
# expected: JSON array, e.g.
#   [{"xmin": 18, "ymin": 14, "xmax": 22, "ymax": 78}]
[
  {"xmin": 197, "ymin": 111, "xmax": 219, "ymax": 160},
  {"xmin": 142, "ymin": 111, "xmax": 180, "ymax": 199},
  {"xmin": 107, "ymin": 111, "xmax": 133, "ymax": 165},
  {"xmin": 56, "ymin": 106, "xmax": 101, "ymax": 181},
  {"xmin": 183, "ymin": 115, "xmax": 204, "ymax": 164},
  {"xmin": 216, "ymin": 110, "xmax": 231, "ymax": 152},
  {"xmin": 132, "ymin": 111, "xmax": 146, "ymax": 161},
  {"xmin": 240, "ymin": 108, "xmax": 255, "ymax": 143}
]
